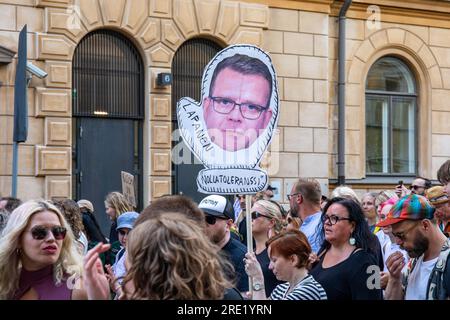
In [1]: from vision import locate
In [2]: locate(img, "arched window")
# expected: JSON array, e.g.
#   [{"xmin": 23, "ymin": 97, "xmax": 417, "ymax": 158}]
[
  {"xmin": 72, "ymin": 30, "xmax": 144, "ymax": 233},
  {"xmin": 365, "ymin": 56, "xmax": 417, "ymax": 175},
  {"xmin": 73, "ymin": 30, "xmax": 144, "ymax": 119},
  {"xmin": 171, "ymin": 38, "xmax": 223, "ymax": 202}
]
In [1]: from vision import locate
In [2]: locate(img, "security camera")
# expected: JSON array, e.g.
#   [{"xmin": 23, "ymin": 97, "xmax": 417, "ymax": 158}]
[{"xmin": 26, "ymin": 62, "xmax": 48, "ymax": 79}]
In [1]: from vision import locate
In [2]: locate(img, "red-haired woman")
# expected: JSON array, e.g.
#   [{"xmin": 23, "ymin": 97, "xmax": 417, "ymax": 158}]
[{"xmin": 244, "ymin": 230, "xmax": 327, "ymax": 300}]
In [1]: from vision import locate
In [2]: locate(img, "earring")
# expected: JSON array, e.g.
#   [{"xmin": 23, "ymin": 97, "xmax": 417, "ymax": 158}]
[{"xmin": 349, "ymin": 235, "xmax": 356, "ymax": 246}]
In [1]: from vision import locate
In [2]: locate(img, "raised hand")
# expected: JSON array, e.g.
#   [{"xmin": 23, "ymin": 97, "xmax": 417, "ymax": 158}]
[
  {"xmin": 244, "ymin": 252, "xmax": 264, "ymax": 280},
  {"xmin": 386, "ymin": 251, "xmax": 405, "ymax": 280},
  {"xmin": 105, "ymin": 264, "xmax": 120, "ymax": 293},
  {"xmin": 83, "ymin": 243, "xmax": 111, "ymax": 300}
]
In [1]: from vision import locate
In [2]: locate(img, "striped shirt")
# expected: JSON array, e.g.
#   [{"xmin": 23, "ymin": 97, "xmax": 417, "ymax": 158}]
[{"xmin": 269, "ymin": 275, "xmax": 327, "ymax": 300}]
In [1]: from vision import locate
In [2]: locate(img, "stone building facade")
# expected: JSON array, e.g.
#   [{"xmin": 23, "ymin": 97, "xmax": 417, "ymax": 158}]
[{"xmin": 0, "ymin": 0, "xmax": 449, "ymax": 206}]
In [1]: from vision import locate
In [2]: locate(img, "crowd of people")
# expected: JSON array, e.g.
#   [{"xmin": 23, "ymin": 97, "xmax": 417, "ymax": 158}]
[{"xmin": 0, "ymin": 159, "xmax": 449, "ymax": 300}]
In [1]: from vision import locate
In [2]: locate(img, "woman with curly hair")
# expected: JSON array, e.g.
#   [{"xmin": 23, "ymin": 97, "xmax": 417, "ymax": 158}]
[
  {"xmin": 0, "ymin": 200, "xmax": 86, "ymax": 300},
  {"xmin": 54, "ymin": 199, "xmax": 88, "ymax": 255},
  {"xmin": 83, "ymin": 212, "xmax": 235, "ymax": 299}
]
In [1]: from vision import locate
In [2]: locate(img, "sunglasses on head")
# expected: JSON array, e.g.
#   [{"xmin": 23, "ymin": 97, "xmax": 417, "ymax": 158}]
[
  {"xmin": 251, "ymin": 211, "xmax": 272, "ymax": 220},
  {"xmin": 205, "ymin": 215, "xmax": 227, "ymax": 225},
  {"xmin": 30, "ymin": 225, "xmax": 67, "ymax": 240}
]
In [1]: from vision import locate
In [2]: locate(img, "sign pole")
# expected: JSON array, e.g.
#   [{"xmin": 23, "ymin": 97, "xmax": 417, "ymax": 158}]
[{"xmin": 245, "ymin": 194, "xmax": 253, "ymax": 296}]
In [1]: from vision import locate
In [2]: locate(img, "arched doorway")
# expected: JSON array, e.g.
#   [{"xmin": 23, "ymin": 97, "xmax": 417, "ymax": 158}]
[
  {"xmin": 171, "ymin": 38, "xmax": 223, "ymax": 203},
  {"xmin": 72, "ymin": 30, "xmax": 144, "ymax": 235}
]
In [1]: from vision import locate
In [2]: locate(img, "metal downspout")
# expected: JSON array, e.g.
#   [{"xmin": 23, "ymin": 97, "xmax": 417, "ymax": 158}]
[{"xmin": 337, "ymin": 0, "xmax": 352, "ymax": 185}]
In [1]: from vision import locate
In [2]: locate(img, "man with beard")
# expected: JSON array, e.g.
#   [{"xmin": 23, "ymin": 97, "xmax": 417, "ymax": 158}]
[
  {"xmin": 395, "ymin": 177, "xmax": 432, "ymax": 197},
  {"xmin": 287, "ymin": 178, "xmax": 323, "ymax": 253},
  {"xmin": 199, "ymin": 195, "xmax": 248, "ymax": 293},
  {"xmin": 379, "ymin": 194, "xmax": 450, "ymax": 300}
]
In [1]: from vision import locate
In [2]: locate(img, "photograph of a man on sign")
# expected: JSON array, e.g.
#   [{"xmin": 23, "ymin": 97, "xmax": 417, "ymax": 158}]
[
  {"xmin": 203, "ymin": 53, "xmax": 274, "ymax": 152},
  {"xmin": 177, "ymin": 45, "xmax": 279, "ymax": 194}
]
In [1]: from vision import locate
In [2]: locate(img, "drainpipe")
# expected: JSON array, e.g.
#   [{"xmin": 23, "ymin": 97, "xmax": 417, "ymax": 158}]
[{"xmin": 337, "ymin": 0, "xmax": 352, "ymax": 186}]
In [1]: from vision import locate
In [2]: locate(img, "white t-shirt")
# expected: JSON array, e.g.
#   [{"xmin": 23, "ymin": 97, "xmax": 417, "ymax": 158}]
[{"xmin": 405, "ymin": 255, "xmax": 438, "ymax": 300}]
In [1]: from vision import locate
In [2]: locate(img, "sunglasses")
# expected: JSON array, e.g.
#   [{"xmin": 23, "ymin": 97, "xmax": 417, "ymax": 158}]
[
  {"xmin": 205, "ymin": 215, "xmax": 227, "ymax": 225},
  {"xmin": 410, "ymin": 185, "xmax": 424, "ymax": 190},
  {"xmin": 251, "ymin": 211, "xmax": 272, "ymax": 220},
  {"xmin": 30, "ymin": 225, "xmax": 67, "ymax": 240}
]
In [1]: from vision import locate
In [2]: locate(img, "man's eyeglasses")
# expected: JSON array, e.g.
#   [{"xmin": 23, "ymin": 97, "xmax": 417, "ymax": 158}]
[
  {"xmin": 410, "ymin": 185, "xmax": 425, "ymax": 190},
  {"xmin": 205, "ymin": 215, "xmax": 227, "ymax": 225},
  {"xmin": 210, "ymin": 96, "xmax": 268, "ymax": 120},
  {"xmin": 392, "ymin": 223, "xmax": 419, "ymax": 241},
  {"xmin": 321, "ymin": 214, "xmax": 352, "ymax": 225},
  {"xmin": 287, "ymin": 193, "xmax": 301, "ymax": 201},
  {"xmin": 30, "ymin": 225, "xmax": 67, "ymax": 240},
  {"xmin": 251, "ymin": 211, "xmax": 272, "ymax": 220}
]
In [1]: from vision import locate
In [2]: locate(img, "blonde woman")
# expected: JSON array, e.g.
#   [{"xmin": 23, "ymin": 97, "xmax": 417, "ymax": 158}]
[
  {"xmin": 0, "ymin": 200, "xmax": 85, "ymax": 300},
  {"xmin": 84, "ymin": 212, "xmax": 235, "ymax": 299},
  {"xmin": 361, "ymin": 192, "xmax": 380, "ymax": 234},
  {"xmin": 250, "ymin": 200, "xmax": 284, "ymax": 296},
  {"xmin": 104, "ymin": 192, "xmax": 132, "ymax": 244}
]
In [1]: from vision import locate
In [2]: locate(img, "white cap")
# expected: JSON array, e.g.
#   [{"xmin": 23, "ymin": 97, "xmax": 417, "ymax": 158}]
[{"xmin": 198, "ymin": 195, "xmax": 234, "ymax": 220}]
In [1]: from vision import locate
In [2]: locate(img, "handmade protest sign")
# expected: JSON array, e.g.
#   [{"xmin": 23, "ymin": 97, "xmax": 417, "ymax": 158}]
[
  {"xmin": 177, "ymin": 45, "xmax": 279, "ymax": 194},
  {"xmin": 121, "ymin": 171, "xmax": 136, "ymax": 207}
]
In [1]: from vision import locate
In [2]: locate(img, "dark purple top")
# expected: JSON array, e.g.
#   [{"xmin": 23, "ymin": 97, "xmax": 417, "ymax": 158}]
[{"xmin": 13, "ymin": 265, "xmax": 72, "ymax": 300}]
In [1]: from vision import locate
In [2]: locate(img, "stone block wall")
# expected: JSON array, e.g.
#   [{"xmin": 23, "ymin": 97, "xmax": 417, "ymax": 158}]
[
  {"xmin": 261, "ymin": 8, "xmax": 330, "ymax": 202},
  {"xmin": 0, "ymin": 2, "xmax": 52, "ymax": 199},
  {"xmin": 0, "ymin": 0, "xmax": 271, "ymax": 204}
]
